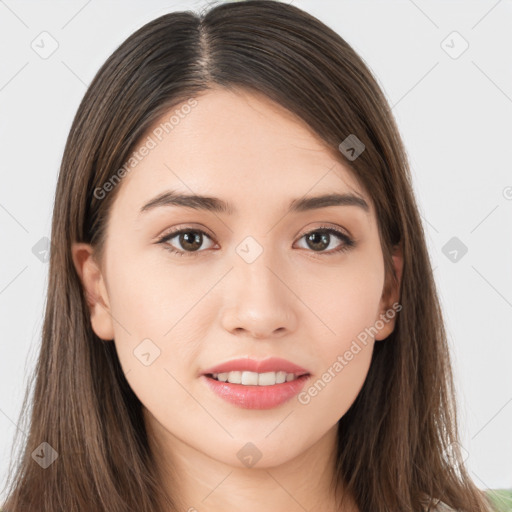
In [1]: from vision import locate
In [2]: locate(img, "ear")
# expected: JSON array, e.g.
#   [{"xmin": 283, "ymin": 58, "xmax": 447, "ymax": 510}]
[
  {"xmin": 71, "ymin": 242, "xmax": 115, "ymax": 341},
  {"xmin": 374, "ymin": 242, "xmax": 403, "ymax": 341}
]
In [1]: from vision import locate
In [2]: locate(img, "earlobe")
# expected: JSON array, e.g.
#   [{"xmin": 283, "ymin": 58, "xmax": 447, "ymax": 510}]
[
  {"xmin": 71, "ymin": 242, "xmax": 115, "ymax": 341},
  {"xmin": 375, "ymin": 243, "xmax": 403, "ymax": 341}
]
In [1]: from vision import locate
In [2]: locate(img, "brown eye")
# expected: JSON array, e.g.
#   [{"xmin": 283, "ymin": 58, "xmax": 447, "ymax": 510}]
[
  {"xmin": 158, "ymin": 228, "xmax": 215, "ymax": 256},
  {"xmin": 296, "ymin": 227, "xmax": 355, "ymax": 255},
  {"xmin": 305, "ymin": 231, "xmax": 330, "ymax": 251},
  {"xmin": 157, "ymin": 225, "xmax": 355, "ymax": 258},
  {"xmin": 177, "ymin": 231, "xmax": 203, "ymax": 251}
]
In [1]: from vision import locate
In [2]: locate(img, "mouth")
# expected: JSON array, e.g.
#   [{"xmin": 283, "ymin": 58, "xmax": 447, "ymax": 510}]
[
  {"xmin": 200, "ymin": 356, "xmax": 310, "ymax": 380},
  {"xmin": 201, "ymin": 371, "xmax": 311, "ymax": 409},
  {"xmin": 205, "ymin": 370, "xmax": 309, "ymax": 386},
  {"xmin": 199, "ymin": 357, "xmax": 311, "ymax": 408}
]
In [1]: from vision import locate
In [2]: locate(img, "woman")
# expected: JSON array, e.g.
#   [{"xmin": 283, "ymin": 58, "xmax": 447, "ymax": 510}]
[{"xmin": 1, "ymin": 1, "xmax": 495, "ymax": 511}]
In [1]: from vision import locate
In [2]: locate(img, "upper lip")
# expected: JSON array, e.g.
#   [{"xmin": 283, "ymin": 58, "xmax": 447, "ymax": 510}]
[{"xmin": 200, "ymin": 357, "xmax": 310, "ymax": 376}]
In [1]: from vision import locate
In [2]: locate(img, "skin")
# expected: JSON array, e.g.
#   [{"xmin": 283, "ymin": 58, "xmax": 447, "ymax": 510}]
[{"xmin": 72, "ymin": 86, "xmax": 403, "ymax": 512}]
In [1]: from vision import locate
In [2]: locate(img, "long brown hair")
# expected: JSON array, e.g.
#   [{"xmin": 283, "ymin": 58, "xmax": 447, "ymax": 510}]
[{"xmin": 1, "ymin": 1, "xmax": 495, "ymax": 511}]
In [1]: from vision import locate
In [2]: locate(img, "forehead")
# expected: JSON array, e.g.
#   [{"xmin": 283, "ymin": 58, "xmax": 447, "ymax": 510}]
[{"xmin": 112, "ymin": 87, "xmax": 372, "ymax": 220}]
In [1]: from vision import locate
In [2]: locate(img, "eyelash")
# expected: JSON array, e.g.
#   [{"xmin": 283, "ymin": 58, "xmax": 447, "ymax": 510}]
[{"xmin": 156, "ymin": 225, "xmax": 355, "ymax": 258}]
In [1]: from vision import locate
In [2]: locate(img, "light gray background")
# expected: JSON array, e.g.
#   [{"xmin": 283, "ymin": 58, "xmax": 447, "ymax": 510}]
[{"xmin": 1, "ymin": 0, "xmax": 511, "ymax": 499}]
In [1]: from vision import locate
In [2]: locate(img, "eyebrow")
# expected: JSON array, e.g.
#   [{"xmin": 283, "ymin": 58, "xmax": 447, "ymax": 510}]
[{"xmin": 138, "ymin": 190, "xmax": 370, "ymax": 216}]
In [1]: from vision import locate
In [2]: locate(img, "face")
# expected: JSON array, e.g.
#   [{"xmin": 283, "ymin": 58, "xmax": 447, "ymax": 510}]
[{"xmin": 72, "ymin": 87, "xmax": 402, "ymax": 470}]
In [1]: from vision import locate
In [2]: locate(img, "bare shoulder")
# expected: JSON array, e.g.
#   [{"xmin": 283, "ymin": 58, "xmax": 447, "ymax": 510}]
[{"xmin": 430, "ymin": 499, "xmax": 458, "ymax": 511}]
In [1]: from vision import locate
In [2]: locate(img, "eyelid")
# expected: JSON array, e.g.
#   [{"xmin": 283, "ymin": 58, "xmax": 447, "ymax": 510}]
[
  {"xmin": 158, "ymin": 221, "xmax": 352, "ymax": 242},
  {"xmin": 156, "ymin": 223, "xmax": 215, "ymax": 241},
  {"xmin": 296, "ymin": 221, "xmax": 352, "ymax": 240}
]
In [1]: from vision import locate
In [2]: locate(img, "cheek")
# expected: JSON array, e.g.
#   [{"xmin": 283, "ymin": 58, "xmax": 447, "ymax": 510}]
[
  {"xmin": 107, "ymin": 249, "xmax": 207, "ymax": 336},
  {"xmin": 294, "ymin": 252, "xmax": 384, "ymax": 415},
  {"xmin": 104, "ymin": 251, "xmax": 212, "ymax": 395},
  {"xmin": 299, "ymin": 249, "xmax": 385, "ymax": 341},
  {"xmin": 297, "ymin": 338, "xmax": 374, "ymax": 428},
  {"xmin": 105, "ymin": 259, "xmax": 204, "ymax": 420}
]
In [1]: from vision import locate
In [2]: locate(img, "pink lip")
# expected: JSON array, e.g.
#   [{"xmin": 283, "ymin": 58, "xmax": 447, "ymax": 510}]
[
  {"xmin": 200, "ymin": 357, "xmax": 310, "ymax": 376},
  {"xmin": 201, "ymin": 374, "xmax": 311, "ymax": 409},
  {"xmin": 199, "ymin": 357, "xmax": 311, "ymax": 410}
]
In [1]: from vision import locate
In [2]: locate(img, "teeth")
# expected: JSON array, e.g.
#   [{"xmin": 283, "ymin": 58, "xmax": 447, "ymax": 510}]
[{"xmin": 211, "ymin": 370, "xmax": 302, "ymax": 385}]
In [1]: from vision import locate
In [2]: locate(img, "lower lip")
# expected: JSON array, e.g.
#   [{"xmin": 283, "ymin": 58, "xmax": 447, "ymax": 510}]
[{"xmin": 201, "ymin": 374, "xmax": 311, "ymax": 409}]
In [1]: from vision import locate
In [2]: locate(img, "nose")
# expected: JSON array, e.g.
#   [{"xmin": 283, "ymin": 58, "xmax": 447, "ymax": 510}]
[{"xmin": 220, "ymin": 250, "xmax": 299, "ymax": 340}]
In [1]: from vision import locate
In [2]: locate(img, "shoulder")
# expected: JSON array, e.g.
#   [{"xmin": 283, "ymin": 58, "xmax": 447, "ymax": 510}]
[{"xmin": 429, "ymin": 499, "xmax": 458, "ymax": 511}]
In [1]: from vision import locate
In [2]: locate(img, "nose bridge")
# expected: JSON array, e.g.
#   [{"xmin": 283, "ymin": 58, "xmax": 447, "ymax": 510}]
[{"xmin": 220, "ymin": 236, "xmax": 298, "ymax": 337}]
